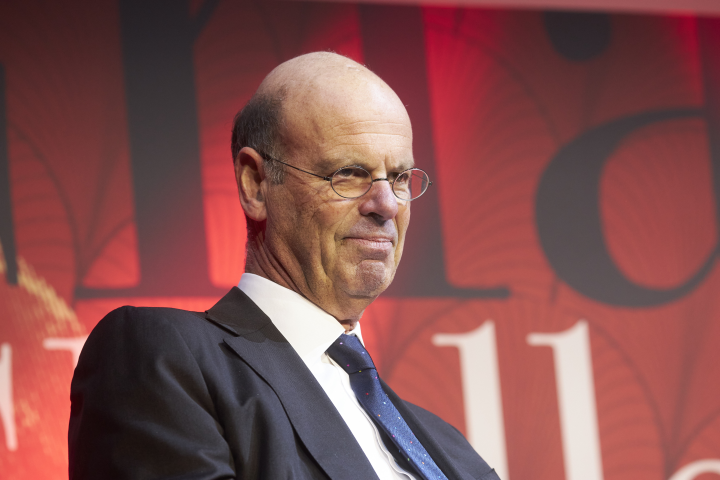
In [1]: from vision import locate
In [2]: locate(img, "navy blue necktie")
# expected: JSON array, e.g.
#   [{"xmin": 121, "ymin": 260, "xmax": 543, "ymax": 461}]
[{"xmin": 326, "ymin": 334, "xmax": 447, "ymax": 480}]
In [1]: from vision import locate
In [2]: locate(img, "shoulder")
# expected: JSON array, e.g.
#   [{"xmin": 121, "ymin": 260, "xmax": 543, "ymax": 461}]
[
  {"xmin": 84, "ymin": 304, "xmax": 228, "ymax": 352},
  {"xmin": 69, "ymin": 305, "xmax": 239, "ymax": 479},
  {"xmin": 75, "ymin": 304, "xmax": 232, "ymax": 384},
  {"xmin": 90, "ymin": 304, "xmax": 208, "ymax": 336},
  {"xmin": 404, "ymin": 401, "xmax": 502, "ymax": 480}
]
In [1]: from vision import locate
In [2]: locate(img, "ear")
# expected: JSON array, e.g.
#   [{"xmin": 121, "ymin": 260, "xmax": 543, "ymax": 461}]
[{"xmin": 235, "ymin": 147, "xmax": 268, "ymax": 222}]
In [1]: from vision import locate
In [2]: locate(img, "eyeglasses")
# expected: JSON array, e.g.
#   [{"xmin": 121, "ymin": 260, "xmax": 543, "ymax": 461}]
[{"xmin": 262, "ymin": 155, "xmax": 432, "ymax": 201}]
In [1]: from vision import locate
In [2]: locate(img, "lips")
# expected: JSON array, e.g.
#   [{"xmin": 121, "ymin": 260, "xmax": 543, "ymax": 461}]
[
  {"xmin": 343, "ymin": 236, "xmax": 395, "ymax": 259},
  {"xmin": 343, "ymin": 220, "xmax": 398, "ymax": 257},
  {"xmin": 347, "ymin": 237, "xmax": 394, "ymax": 247},
  {"xmin": 348, "ymin": 235, "xmax": 394, "ymax": 243},
  {"xmin": 344, "ymin": 226, "xmax": 397, "ymax": 245}
]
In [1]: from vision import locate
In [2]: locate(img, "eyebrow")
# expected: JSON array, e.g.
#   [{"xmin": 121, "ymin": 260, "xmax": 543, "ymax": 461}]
[
  {"xmin": 317, "ymin": 157, "xmax": 415, "ymax": 174},
  {"xmin": 395, "ymin": 159, "xmax": 416, "ymax": 171},
  {"xmin": 315, "ymin": 157, "xmax": 344, "ymax": 173}
]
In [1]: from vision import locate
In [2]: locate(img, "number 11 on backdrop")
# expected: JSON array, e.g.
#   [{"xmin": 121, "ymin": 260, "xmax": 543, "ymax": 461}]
[
  {"xmin": 435, "ymin": 320, "xmax": 610, "ymax": 480},
  {"xmin": 434, "ymin": 321, "xmax": 720, "ymax": 480}
]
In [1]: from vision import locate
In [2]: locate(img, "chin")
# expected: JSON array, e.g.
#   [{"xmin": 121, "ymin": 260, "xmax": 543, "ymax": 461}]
[{"xmin": 344, "ymin": 262, "xmax": 394, "ymax": 298}]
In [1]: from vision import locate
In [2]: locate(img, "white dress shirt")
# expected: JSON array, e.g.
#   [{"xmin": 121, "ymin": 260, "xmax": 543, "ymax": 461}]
[{"xmin": 238, "ymin": 273, "xmax": 415, "ymax": 480}]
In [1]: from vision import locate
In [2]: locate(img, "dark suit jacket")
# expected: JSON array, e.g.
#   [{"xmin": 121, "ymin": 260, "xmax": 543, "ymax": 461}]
[{"xmin": 69, "ymin": 287, "xmax": 500, "ymax": 480}]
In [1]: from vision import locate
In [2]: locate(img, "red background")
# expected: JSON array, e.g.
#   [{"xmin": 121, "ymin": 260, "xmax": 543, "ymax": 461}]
[{"xmin": 1, "ymin": 1, "xmax": 719, "ymax": 479}]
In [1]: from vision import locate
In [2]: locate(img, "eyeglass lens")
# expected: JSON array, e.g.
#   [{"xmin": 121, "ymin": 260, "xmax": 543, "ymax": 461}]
[
  {"xmin": 393, "ymin": 169, "xmax": 429, "ymax": 200},
  {"xmin": 330, "ymin": 167, "xmax": 429, "ymax": 200}
]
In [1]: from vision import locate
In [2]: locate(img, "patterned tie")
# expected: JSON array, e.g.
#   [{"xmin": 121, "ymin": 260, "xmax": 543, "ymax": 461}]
[{"xmin": 326, "ymin": 334, "xmax": 448, "ymax": 480}]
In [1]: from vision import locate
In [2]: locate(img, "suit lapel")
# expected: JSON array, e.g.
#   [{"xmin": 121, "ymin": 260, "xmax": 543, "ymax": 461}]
[
  {"xmin": 381, "ymin": 378, "xmax": 475, "ymax": 480},
  {"xmin": 207, "ymin": 288, "xmax": 379, "ymax": 480}
]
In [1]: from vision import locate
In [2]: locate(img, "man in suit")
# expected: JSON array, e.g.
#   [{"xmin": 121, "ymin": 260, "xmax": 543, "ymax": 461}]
[{"xmin": 69, "ymin": 52, "xmax": 500, "ymax": 480}]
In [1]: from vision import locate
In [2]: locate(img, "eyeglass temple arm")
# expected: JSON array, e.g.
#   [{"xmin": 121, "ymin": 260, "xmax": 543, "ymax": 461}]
[{"xmin": 263, "ymin": 155, "xmax": 332, "ymax": 181}]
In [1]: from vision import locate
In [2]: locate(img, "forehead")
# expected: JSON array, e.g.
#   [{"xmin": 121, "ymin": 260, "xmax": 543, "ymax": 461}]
[{"xmin": 284, "ymin": 79, "xmax": 414, "ymax": 169}]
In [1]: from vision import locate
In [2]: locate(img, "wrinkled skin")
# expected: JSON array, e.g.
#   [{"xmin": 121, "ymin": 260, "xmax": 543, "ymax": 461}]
[{"xmin": 235, "ymin": 53, "xmax": 413, "ymax": 330}]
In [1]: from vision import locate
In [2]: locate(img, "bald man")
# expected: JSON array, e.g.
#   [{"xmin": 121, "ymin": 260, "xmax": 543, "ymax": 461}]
[{"xmin": 69, "ymin": 53, "xmax": 500, "ymax": 480}]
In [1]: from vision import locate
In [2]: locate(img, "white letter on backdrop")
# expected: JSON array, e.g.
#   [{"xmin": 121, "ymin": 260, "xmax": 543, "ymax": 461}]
[
  {"xmin": 433, "ymin": 321, "xmax": 509, "ymax": 480},
  {"xmin": 527, "ymin": 320, "xmax": 603, "ymax": 480},
  {"xmin": 43, "ymin": 336, "xmax": 88, "ymax": 368},
  {"xmin": 0, "ymin": 343, "xmax": 17, "ymax": 451},
  {"xmin": 668, "ymin": 459, "xmax": 720, "ymax": 480}
]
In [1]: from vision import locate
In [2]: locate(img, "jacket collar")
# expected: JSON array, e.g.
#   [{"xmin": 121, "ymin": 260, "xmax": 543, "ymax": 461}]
[
  {"xmin": 205, "ymin": 288, "xmax": 380, "ymax": 480},
  {"xmin": 205, "ymin": 286, "xmax": 268, "ymax": 336},
  {"xmin": 237, "ymin": 274, "xmax": 349, "ymax": 367}
]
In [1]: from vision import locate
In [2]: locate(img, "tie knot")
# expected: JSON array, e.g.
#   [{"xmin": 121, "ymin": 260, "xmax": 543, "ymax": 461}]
[{"xmin": 326, "ymin": 334, "xmax": 376, "ymax": 374}]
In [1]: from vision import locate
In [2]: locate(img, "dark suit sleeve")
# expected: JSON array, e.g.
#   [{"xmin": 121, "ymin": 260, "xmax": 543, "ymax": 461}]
[
  {"xmin": 404, "ymin": 402, "xmax": 501, "ymax": 480},
  {"xmin": 69, "ymin": 306, "xmax": 236, "ymax": 480}
]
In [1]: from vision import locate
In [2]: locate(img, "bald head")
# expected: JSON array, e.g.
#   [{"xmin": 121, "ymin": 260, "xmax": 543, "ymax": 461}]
[
  {"xmin": 274, "ymin": 53, "xmax": 409, "ymax": 159},
  {"xmin": 257, "ymin": 51, "xmax": 377, "ymax": 96},
  {"xmin": 232, "ymin": 53, "xmax": 410, "ymax": 176}
]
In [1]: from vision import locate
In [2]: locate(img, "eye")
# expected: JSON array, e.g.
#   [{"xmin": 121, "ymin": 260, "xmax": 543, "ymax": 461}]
[
  {"xmin": 393, "ymin": 171, "xmax": 411, "ymax": 185},
  {"xmin": 335, "ymin": 166, "xmax": 366, "ymax": 178}
]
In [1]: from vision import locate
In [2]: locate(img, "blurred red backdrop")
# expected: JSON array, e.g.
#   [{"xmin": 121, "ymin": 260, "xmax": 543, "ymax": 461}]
[{"xmin": 1, "ymin": 1, "xmax": 719, "ymax": 479}]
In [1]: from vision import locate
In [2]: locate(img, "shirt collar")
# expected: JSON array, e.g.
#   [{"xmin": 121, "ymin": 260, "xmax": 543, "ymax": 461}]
[{"xmin": 238, "ymin": 273, "xmax": 364, "ymax": 367}]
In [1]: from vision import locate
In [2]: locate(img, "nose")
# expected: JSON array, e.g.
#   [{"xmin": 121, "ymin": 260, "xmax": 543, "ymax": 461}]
[{"xmin": 357, "ymin": 178, "xmax": 400, "ymax": 221}]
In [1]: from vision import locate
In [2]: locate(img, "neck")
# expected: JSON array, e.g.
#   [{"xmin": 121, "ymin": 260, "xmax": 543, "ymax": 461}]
[
  {"xmin": 244, "ymin": 234, "xmax": 299, "ymax": 294},
  {"xmin": 244, "ymin": 240, "xmax": 369, "ymax": 326},
  {"xmin": 339, "ymin": 319, "xmax": 357, "ymax": 333}
]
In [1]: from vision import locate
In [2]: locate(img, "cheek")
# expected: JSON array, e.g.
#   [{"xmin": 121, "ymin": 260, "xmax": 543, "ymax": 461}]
[
  {"xmin": 396, "ymin": 205, "xmax": 411, "ymax": 243},
  {"xmin": 315, "ymin": 205, "xmax": 354, "ymax": 261},
  {"xmin": 390, "ymin": 208, "xmax": 410, "ymax": 265},
  {"xmin": 271, "ymin": 197, "xmax": 322, "ymax": 260}
]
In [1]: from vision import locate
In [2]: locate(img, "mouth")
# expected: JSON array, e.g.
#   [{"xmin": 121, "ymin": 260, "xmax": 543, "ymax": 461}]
[
  {"xmin": 347, "ymin": 236, "xmax": 394, "ymax": 245},
  {"xmin": 344, "ymin": 237, "xmax": 395, "ymax": 258}
]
